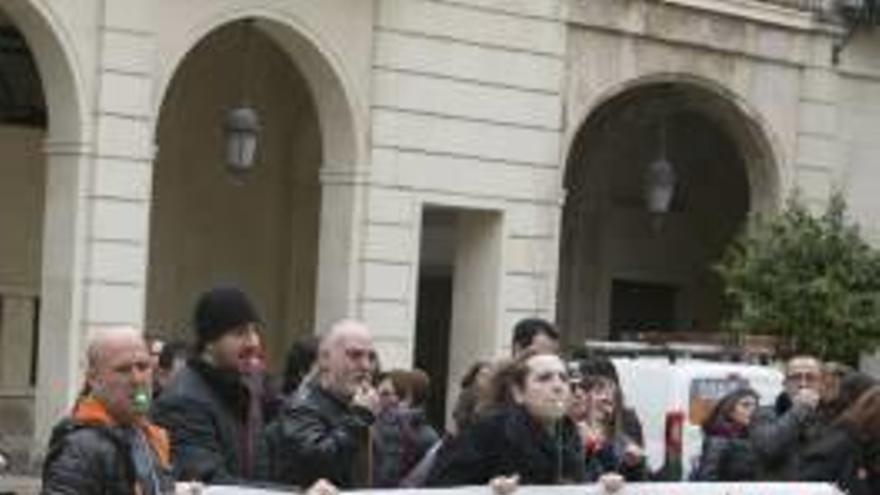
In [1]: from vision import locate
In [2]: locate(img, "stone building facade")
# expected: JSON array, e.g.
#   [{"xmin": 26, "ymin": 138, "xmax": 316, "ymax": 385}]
[{"xmin": 0, "ymin": 0, "xmax": 878, "ymax": 455}]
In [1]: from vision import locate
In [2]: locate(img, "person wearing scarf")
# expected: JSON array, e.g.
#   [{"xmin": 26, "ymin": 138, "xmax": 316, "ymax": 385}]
[
  {"xmin": 42, "ymin": 326, "xmax": 176, "ymax": 495},
  {"xmin": 693, "ymin": 387, "xmax": 760, "ymax": 481}
]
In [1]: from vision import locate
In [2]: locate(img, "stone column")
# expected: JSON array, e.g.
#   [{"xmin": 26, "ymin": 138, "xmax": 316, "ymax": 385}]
[{"xmin": 33, "ymin": 140, "xmax": 92, "ymax": 453}]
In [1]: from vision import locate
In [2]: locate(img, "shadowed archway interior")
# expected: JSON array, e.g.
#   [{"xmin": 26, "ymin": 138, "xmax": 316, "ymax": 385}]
[
  {"xmin": 148, "ymin": 21, "xmax": 322, "ymax": 369},
  {"xmin": 557, "ymin": 82, "xmax": 775, "ymax": 345}
]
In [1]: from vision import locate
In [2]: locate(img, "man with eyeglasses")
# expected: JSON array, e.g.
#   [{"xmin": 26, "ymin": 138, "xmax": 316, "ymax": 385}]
[
  {"xmin": 750, "ymin": 355, "xmax": 823, "ymax": 480},
  {"xmin": 262, "ymin": 319, "xmax": 380, "ymax": 489}
]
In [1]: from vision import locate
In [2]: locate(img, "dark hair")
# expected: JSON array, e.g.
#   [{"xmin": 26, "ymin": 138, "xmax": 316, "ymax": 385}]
[
  {"xmin": 460, "ymin": 360, "xmax": 491, "ymax": 389},
  {"xmin": 511, "ymin": 318, "xmax": 559, "ymax": 352},
  {"xmin": 282, "ymin": 335, "xmax": 319, "ymax": 394},
  {"xmin": 838, "ymin": 385, "xmax": 880, "ymax": 444},
  {"xmin": 577, "ymin": 356, "xmax": 619, "ymax": 384},
  {"xmin": 701, "ymin": 387, "xmax": 759, "ymax": 434},
  {"xmin": 158, "ymin": 340, "xmax": 190, "ymax": 371},
  {"xmin": 580, "ymin": 374, "xmax": 626, "ymax": 437},
  {"xmin": 383, "ymin": 368, "xmax": 432, "ymax": 408}
]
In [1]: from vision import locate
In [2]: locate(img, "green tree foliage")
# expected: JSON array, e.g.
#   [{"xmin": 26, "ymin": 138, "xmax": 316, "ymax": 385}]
[{"xmin": 717, "ymin": 193, "xmax": 880, "ymax": 365}]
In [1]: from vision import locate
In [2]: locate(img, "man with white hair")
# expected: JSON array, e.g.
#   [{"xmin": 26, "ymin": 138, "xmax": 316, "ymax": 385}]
[
  {"xmin": 261, "ymin": 319, "xmax": 379, "ymax": 489},
  {"xmin": 41, "ymin": 326, "xmax": 177, "ymax": 494}
]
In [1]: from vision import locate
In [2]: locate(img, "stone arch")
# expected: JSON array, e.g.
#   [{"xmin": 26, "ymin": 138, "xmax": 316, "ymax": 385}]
[
  {"xmin": 149, "ymin": 11, "xmax": 365, "ymax": 367},
  {"xmin": 154, "ymin": 9, "xmax": 364, "ymax": 170},
  {"xmin": 2, "ymin": 0, "xmax": 84, "ymax": 143},
  {"xmin": 565, "ymin": 73, "xmax": 783, "ymax": 213},
  {"xmin": 558, "ymin": 75, "xmax": 781, "ymax": 343},
  {"xmin": 0, "ymin": 0, "xmax": 86, "ymax": 456}
]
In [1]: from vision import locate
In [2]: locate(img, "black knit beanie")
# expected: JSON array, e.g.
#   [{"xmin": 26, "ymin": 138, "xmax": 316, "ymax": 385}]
[{"xmin": 193, "ymin": 286, "xmax": 261, "ymax": 350}]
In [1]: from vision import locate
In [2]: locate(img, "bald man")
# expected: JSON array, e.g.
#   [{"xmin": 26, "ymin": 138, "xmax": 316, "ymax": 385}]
[
  {"xmin": 261, "ymin": 320, "xmax": 379, "ymax": 489},
  {"xmin": 41, "ymin": 327, "xmax": 177, "ymax": 494}
]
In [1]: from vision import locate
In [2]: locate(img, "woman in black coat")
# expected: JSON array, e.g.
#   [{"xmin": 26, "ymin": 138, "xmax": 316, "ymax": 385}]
[
  {"xmin": 800, "ymin": 385, "xmax": 880, "ymax": 495},
  {"xmin": 693, "ymin": 387, "xmax": 760, "ymax": 481},
  {"xmin": 427, "ymin": 352, "xmax": 585, "ymax": 487}
]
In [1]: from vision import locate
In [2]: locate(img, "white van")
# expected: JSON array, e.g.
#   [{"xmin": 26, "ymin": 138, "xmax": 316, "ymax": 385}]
[{"xmin": 608, "ymin": 355, "xmax": 783, "ymax": 480}]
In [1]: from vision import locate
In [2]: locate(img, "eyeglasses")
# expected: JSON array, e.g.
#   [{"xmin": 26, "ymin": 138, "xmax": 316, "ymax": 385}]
[{"xmin": 785, "ymin": 372, "xmax": 821, "ymax": 384}]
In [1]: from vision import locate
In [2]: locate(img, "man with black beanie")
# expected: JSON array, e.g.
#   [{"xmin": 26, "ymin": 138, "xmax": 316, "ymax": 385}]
[{"xmin": 151, "ymin": 286, "xmax": 265, "ymax": 484}]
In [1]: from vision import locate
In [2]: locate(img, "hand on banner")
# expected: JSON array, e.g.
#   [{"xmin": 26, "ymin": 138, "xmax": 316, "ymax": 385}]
[
  {"xmin": 598, "ymin": 472, "xmax": 624, "ymax": 494},
  {"xmin": 175, "ymin": 481, "xmax": 204, "ymax": 494},
  {"xmin": 305, "ymin": 478, "xmax": 338, "ymax": 495},
  {"xmin": 489, "ymin": 474, "xmax": 519, "ymax": 495}
]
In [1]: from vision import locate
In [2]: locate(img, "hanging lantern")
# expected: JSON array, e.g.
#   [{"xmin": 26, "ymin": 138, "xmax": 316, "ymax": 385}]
[
  {"xmin": 644, "ymin": 119, "xmax": 677, "ymax": 214},
  {"xmin": 224, "ymin": 106, "xmax": 260, "ymax": 175},
  {"xmin": 223, "ymin": 19, "xmax": 259, "ymax": 178}
]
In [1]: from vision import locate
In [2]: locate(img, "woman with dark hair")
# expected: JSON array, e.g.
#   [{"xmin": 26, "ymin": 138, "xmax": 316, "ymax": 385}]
[
  {"xmin": 578, "ymin": 375, "xmax": 647, "ymax": 482},
  {"xmin": 281, "ymin": 335, "xmax": 319, "ymax": 396},
  {"xmin": 692, "ymin": 387, "xmax": 760, "ymax": 481},
  {"xmin": 427, "ymin": 352, "xmax": 586, "ymax": 487},
  {"xmin": 800, "ymin": 385, "xmax": 880, "ymax": 495}
]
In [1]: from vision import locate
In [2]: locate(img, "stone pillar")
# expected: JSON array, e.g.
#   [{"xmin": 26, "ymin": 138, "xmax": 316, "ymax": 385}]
[
  {"xmin": 33, "ymin": 140, "xmax": 92, "ymax": 453},
  {"xmin": 314, "ymin": 167, "xmax": 368, "ymax": 332},
  {"xmin": 33, "ymin": 0, "xmax": 157, "ymax": 454},
  {"xmin": 796, "ymin": 34, "xmax": 841, "ymax": 205}
]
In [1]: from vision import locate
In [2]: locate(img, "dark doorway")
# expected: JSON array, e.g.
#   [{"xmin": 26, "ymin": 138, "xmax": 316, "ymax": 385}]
[
  {"xmin": 413, "ymin": 208, "xmax": 456, "ymax": 430},
  {"xmin": 610, "ymin": 279, "xmax": 678, "ymax": 340}
]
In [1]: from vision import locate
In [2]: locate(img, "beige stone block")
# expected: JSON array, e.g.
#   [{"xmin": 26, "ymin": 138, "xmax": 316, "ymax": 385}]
[
  {"xmin": 506, "ymin": 237, "xmax": 558, "ymax": 275},
  {"xmin": 374, "ymin": 70, "xmax": 561, "ymax": 130},
  {"xmin": 373, "ymin": 109, "xmax": 561, "ymax": 167},
  {"xmin": 801, "ymin": 68, "xmax": 838, "ymax": 103},
  {"xmin": 102, "ymin": 31, "xmax": 155, "ymax": 75},
  {"xmin": 503, "ymin": 273, "xmax": 545, "ymax": 312},
  {"xmin": 462, "ymin": 0, "xmax": 561, "ymax": 18},
  {"xmin": 799, "ymin": 102, "xmax": 836, "ymax": 136},
  {"xmin": 85, "ymin": 283, "xmax": 145, "ymax": 325},
  {"xmin": 367, "ymin": 188, "xmax": 415, "ymax": 225},
  {"xmin": 796, "ymin": 167, "xmax": 833, "ymax": 202},
  {"xmin": 507, "ymin": 204, "xmax": 561, "ymax": 238},
  {"xmin": 362, "ymin": 262, "xmax": 411, "ymax": 301},
  {"xmin": 375, "ymin": 31, "xmax": 563, "ymax": 93},
  {"xmin": 378, "ymin": 0, "xmax": 564, "ymax": 55},
  {"xmin": 372, "ymin": 335, "xmax": 414, "ymax": 369},
  {"xmin": 364, "ymin": 223, "xmax": 415, "ymax": 263},
  {"xmin": 104, "ymin": 0, "xmax": 154, "ymax": 32},
  {"xmin": 372, "ymin": 147, "xmax": 560, "ymax": 201},
  {"xmin": 95, "ymin": 116, "xmax": 153, "ymax": 160},
  {"xmin": 87, "ymin": 241, "xmax": 146, "ymax": 284},
  {"xmin": 90, "ymin": 198, "xmax": 149, "ymax": 242},
  {"xmin": 93, "ymin": 159, "xmax": 152, "ymax": 201},
  {"xmin": 362, "ymin": 300, "xmax": 410, "ymax": 338},
  {"xmin": 98, "ymin": 72, "xmax": 153, "ymax": 117},
  {"xmin": 797, "ymin": 134, "xmax": 839, "ymax": 169}
]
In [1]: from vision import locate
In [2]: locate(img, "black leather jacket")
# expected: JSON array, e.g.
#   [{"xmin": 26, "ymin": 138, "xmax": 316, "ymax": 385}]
[
  {"xmin": 260, "ymin": 380, "xmax": 374, "ymax": 488},
  {"xmin": 41, "ymin": 419, "xmax": 173, "ymax": 495}
]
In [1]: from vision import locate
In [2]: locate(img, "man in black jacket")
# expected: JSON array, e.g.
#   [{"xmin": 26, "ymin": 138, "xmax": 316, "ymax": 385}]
[
  {"xmin": 262, "ymin": 319, "xmax": 379, "ymax": 488},
  {"xmin": 42, "ymin": 326, "xmax": 178, "ymax": 495},
  {"xmin": 750, "ymin": 355, "xmax": 823, "ymax": 480},
  {"xmin": 151, "ymin": 286, "xmax": 265, "ymax": 484}
]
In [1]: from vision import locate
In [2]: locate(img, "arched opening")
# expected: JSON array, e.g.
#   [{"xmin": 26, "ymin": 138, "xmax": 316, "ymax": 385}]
[
  {"xmin": 148, "ymin": 19, "xmax": 326, "ymax": 368},
  {"xmin": 0, "ymin": 9, "xmax": 46, "ymax": 459},
  {"xmin": 558, "ymin": 81, "xmax": 778, "ymax": 345},
  {"xmin": 0, "ymin": 0, "xmax": 84, "ymax": 463}
]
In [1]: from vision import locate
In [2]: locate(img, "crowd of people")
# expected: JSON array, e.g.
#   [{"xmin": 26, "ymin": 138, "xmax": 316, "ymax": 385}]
[{"xmin": 38, "ymin": 285, "xmax": 880, "ymax": 494}]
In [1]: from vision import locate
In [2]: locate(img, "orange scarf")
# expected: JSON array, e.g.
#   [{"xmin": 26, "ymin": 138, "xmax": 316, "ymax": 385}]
[{"xmin": 72, "ymin": 396, "xmax": 171, "ymax": 468}]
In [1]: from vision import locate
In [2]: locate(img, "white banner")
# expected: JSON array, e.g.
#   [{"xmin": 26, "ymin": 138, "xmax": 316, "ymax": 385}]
[{"xmin": 204, "ymin": 482, "xmax": 842, "ymax": 495}]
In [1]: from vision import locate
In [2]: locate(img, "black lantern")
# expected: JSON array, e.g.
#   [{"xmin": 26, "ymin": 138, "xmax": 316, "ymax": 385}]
[
  {"xmin": 644, "ymin": 119, "xmax": 676, "ymax": 214},
  {"xmin": 224, "ymin": 19, "xmax": 259, "ymax": 176}
]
